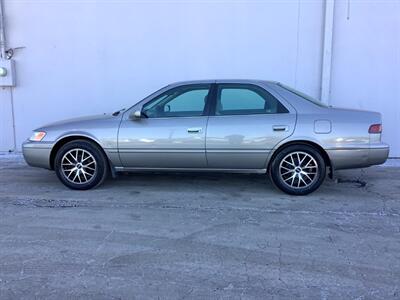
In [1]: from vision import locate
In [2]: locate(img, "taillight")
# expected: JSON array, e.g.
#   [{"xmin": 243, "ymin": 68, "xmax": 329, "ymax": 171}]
[{"xmin": 369, "ymin": 124, "xmax": 382, "ymax": 134}]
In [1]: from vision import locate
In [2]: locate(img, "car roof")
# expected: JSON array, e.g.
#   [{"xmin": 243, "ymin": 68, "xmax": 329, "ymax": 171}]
[{"xmin": 169, "ymin": 79, "xmax": 280, "ymax": 86}]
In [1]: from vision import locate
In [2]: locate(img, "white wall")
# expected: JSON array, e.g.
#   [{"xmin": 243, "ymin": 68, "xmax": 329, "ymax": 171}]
[
  {"xmin": 0, "ymin": 0, "xmax": 398, "ymax": 156},
  {"xmin": 1, "ymin": 0, "xmax": 324, "ymax": 151},
  {"xmin": 330, "ymin": 0, "xmax": 400, "ymax": 157}
]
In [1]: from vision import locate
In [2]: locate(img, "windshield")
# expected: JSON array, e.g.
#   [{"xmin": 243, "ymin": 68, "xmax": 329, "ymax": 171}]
[{"xmin": 277, "ymin": 83, "xmax": 329, "ymax": 107}]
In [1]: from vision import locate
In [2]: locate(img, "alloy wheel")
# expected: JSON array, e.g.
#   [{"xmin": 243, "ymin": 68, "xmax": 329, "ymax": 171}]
[
  {"xmin": 278, "ymin": 151, "xmax": 318, "ymax": 189},
  {"xmin": 61, "ymin": 148, "xmax": 97, "ymax": 184}
]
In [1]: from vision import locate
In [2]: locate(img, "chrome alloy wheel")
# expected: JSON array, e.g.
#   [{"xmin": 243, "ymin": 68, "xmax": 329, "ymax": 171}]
[
  {"xmin": 61, "ymin": 148, "xmax": 97, "ymax": 184},
  {"xmin": 278, "ymin": 151, "xmax": 318, "ymax": 189}
]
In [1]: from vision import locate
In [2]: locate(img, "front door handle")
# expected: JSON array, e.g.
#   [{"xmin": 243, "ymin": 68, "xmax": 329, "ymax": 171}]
[
  {"xmin": 187, "ymin": 127, "xmax": 202, "ymax": 133},
  {"xmin": 273, "ymin": 125, "xmax": 289, "ymax": 132}
]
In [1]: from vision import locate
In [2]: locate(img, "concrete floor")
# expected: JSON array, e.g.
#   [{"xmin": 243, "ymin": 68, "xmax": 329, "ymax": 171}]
[{"xmin": 0, "ymin": 156, "xmax": 399, "ymax": 299}]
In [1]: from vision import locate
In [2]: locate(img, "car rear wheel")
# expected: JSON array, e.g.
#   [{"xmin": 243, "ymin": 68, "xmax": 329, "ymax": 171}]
[
  {"xmin": 54, "ymin": 140, "xmax": 108, "ymax": 190},
  {"xmin": 269, "ymin": 144, "xmax": 326, "ymax": 195}
]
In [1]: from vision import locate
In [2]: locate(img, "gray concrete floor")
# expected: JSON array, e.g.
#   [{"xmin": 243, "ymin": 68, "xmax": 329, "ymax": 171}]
[{"xmin": 0, "ymin": 156, "xmax": 400, "ymax": 299}]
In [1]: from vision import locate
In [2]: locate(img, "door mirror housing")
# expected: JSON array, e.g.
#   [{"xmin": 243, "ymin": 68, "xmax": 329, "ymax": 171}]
[{"xmin": 130, "ymin": 110, "xmax": 142, "ymax": 119}]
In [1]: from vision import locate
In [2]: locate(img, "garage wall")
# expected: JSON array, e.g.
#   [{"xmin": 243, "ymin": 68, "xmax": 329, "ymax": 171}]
[
  {"xmin": 0, "ymin": 0, "xmax": 398, "ymax": 156},
  {"xmin": 1, "ymin": 0, "xmax": 324, "ymax": 151},
  {"xmin": 330, "ymin": 0, "xmax": 400, "ymax": 157},
  {"xmin": 0, "ymin": 88, "xmax": 14, "ymax": 151}
]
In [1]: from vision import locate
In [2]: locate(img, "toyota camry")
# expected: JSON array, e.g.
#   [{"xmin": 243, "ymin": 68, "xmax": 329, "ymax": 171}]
[{"xmin": 22, "ymin": 80, "xmax": 389, "ymax": 195}]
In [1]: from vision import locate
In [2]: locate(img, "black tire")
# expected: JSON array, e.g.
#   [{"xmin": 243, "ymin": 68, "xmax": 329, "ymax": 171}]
[
  {"xmin": 269, "ymin": 144, "xmax": 326, "ymax": 195},
  {"xmin": 54, "ymin": 140, "xmax": 108, "ymax": 190}
]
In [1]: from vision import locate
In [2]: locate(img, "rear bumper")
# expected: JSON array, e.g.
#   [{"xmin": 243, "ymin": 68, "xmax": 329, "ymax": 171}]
[
  {"xmin": 368, "ymin": 144, "xmax": 390, "ymax": 166},
  {"xmin": 22, "ymin": 141, "xmax": 53, "ymax": 169},
  {"xmin": 327, "ymin": 143, "xmax": 389, "ymax": 170}
]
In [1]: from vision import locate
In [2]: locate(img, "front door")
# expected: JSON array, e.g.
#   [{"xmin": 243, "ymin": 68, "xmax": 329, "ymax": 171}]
[
  {"xmin": 118, "ymin": 84, "xmax": 211, "ymax": 168},
  {"xmin": 206, "ymin": 83, "xmax": 296, "ymax": 169}
]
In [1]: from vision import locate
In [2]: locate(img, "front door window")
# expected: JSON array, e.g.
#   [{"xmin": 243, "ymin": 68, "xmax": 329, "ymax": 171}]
[{"xmin": 142, "ymin": 85, "xmax": 211, "ymax": 118}]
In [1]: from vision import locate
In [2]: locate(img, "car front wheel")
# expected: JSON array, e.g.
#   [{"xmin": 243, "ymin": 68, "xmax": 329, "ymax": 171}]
[
  {"xmin": 54, "ymin": 140, "xmax": 108, "ymax": 190},
  {"xmin": 270, "ymin": 145, "xmax": 326, "ymax": 195}
]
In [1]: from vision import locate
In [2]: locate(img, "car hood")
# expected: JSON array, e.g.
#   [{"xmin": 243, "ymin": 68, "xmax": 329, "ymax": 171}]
[{"xmin": 36, "ymin": 113, "xmax": 119, "ymax": 131}]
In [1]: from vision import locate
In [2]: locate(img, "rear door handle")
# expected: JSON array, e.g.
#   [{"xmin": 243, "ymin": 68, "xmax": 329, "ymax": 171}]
[
  {"xmin": 187, "ymin": 127, "xmax": 202, "ymax": 133},
  {"xmin": 273, "ymin": 125, "xmax": 289, "ymax": 132}
]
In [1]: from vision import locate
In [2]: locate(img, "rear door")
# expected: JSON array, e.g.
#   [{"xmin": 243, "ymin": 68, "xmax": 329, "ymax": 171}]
[{"xmin": 205, "ymin": 83, "xmax": 296, "ymax": 169}]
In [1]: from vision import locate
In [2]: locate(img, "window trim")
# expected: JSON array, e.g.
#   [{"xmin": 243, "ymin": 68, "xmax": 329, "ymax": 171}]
[{"xmin": 141, "ymin": 84, "xmax": 213, "ymax": 119}]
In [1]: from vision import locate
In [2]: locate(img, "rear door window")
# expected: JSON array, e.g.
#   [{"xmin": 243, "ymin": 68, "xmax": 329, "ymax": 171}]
[{"xmin": 215, "ymin": 84, "xmax": 288, "ymax": 115}]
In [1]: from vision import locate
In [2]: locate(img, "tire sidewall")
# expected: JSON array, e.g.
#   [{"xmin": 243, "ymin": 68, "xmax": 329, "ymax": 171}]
[
  {"xmin": 270, "ymin": 145, "xmax": 326, "ymax": 195},
  {"xmin": 54, "ymin": 140, "xmax": 108, "ymax": 190}
]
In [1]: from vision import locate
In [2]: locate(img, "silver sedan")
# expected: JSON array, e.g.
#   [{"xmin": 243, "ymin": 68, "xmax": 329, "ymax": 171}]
[{"xmin": 22, "ymin": 80, "xmax": 389, "ymax": 195}]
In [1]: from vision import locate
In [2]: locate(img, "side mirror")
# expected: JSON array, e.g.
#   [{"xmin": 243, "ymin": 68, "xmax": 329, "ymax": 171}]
[{"xmin": 130, "ymin": 110, "xmax": 142, "ymax": 120}]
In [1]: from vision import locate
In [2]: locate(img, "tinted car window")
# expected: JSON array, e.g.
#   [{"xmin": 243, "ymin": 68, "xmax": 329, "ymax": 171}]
[
  {"xmin": 143, "ymin": 85, "xmax": 210, "ymax": 118},
  {"xmin": 216, "ymin": 84, "xmax": 288, "ymax": 115}
]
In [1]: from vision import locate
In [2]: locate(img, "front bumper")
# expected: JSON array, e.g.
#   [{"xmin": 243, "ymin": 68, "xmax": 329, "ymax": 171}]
[
  {"xmin": 327, "ymin": 143, "xmax": 389, "ymax": 170},
  {"xmin": 22, "ymin": 141, "xmax": 53, "ymax": 169}
]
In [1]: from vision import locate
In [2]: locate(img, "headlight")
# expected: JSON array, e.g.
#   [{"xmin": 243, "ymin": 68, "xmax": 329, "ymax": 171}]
[{"xmin": 29, "ymin": 131, "xmax": 46, "ymax": 142}]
